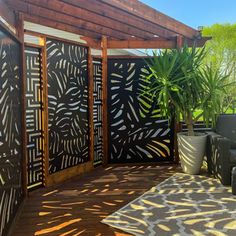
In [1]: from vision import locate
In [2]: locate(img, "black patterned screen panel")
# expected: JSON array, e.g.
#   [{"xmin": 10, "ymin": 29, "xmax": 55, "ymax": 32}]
[
  {"xmin": 93, "ymin": 59, "xmax": 103, "ymax": 166},
  {"xmin": 25, "ymin": 47, "xmax": 44, "ymax": 190},
  {"xmin": 46, "ymin": 39, "xmax": 89, "ymax": 174},
  {"xmin": 108, "ymin": 58, "xmax": 174, "ymax": 163},
  {"xmin": 0, "ymin": 29, "xmax": 23, "ymax": 236}
]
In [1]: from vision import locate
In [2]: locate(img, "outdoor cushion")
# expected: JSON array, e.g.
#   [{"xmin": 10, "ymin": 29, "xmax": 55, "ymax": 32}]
[
  {"xmin": 230, "ymin": 149, "xmax": 236, "ymax": 163},
  {"xmin": 231, "ymin": 141, "xmax": 236, "ymax": 149},
  {"xmin": 216, "ymin": 114, "xmax": 236, "ymax": 141},
  {"xmin": 207, "ymin": 114, "xmax": 236, "ymax": 185}
]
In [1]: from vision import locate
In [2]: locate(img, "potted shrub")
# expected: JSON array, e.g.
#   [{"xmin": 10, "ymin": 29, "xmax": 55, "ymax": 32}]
[{"xmin": 141, "ymin": 45, "xmax": 231, "ymax": 174}]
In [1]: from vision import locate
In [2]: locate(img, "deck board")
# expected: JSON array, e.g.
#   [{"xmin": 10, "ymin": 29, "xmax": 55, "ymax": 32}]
[{"xmin": 12, "ymin": 164, "xmax": 179, "ymax": 236}]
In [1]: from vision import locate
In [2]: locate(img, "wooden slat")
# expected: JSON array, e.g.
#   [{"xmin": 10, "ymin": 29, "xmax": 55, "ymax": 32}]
[
  {"xmin": 186, "ymin": 37, "xmax": 211, "ymax": 47},
  {"xmin": 23, "ymin": 0, "xmax": 154, "ymax": 40},
  {"xmin": 8, "ymin": 0, "xmax": 128, "ymax": 39},
  {"xmin": 102, "ymin": 36, "xmax": 108, "ymax": 166},
  {"xmin": 107, "ymin": 37, "xmax": 210, "ymax": 49},
  {"xmin": 11, "ymin": 164, "xmax": 179, "ymax": 236},
  {"xmin": 177, "ymin": 35, "xmax": 184, "ymax": 48},
  {"xmin": 100, "ymin": 0, "xmax": 200, "ymax": 39},
  {"xmin": 41, "ymin": 36, "xmax": 50, "ymax": 187},
  {"xmin": 46, "ymin": 162, "xmax": 94, "ymax": 187},
  {"xmin": 0, "ymin": 0, "xmax": 16, "ymax": 27},
  {"xmin": 80, "ymin": 36, "xmax": 101, "ymax": 49},
  {"xmin": 24, "ymin": 42, "xmax": 44, "ymax": 48},
  {"xmin": 4, "ymin": 0, "xmax": 209, "ymax": 47},
  {"xmin": 0, "ymin": 0, "xmax": 20, "ymax": 41},
  {"xmin": 62, "ymin": 0, "xmax": 176, "ymax": 39},
  {"xmin": 17, "ymin": 13, "xmax": 28, "ymax": 196},
  {"xmin": 24, "ymin": 14, "xmax": 101, "ymax": 40},
  {"xmin": 88, "ymin": 47, "xmax": 95, "ymax": 165},
  {"xmin": 107, "ymin": 39, "xmax": 176, "ymax": 49},
  {"xmin": 8, "ymin": 0, "xmax": 135, "ymax": 40},
  {"xmin": 25, "ymin": 30, "xmax": 101, "ymax": 49}
]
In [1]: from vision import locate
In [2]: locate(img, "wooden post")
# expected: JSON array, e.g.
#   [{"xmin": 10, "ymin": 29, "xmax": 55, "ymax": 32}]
[
  {"xmin": 41, "ymin": 37, "xmax": 50, "ymax": 187},
  {"xmin": 88, "ymin": 47, "xmax": 95, "ymax": 165},
  {"xmin": 102, "ymin": 36, "xmax": 108, "ymax": 166},
  {"xmin": 17, "ymin": 13, "xmax": 28, "ymax": 196},
  {"xmin": 176, "ymin": 35, "xmax": 184, "ymax": 48}
]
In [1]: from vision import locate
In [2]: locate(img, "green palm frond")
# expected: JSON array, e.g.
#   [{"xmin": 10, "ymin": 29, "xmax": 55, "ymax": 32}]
[
  {"xmin": 140, "ymin": 44, "xmax": 234, "ymax": 135},
  {"xmin": 200, "ymin": 65, "xmax": 234, "ymax": 126}
]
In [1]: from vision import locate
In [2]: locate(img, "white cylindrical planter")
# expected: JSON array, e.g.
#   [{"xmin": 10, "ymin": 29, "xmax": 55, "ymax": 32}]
[{"xmin": 177, "ymin": 133, "xmax": 207, "ymax": 175}]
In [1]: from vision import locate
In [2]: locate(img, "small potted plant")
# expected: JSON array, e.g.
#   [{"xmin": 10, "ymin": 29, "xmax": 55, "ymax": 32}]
[{"xmin": 141, "ymin": 45, "xmax": 231, "ymax": 174}]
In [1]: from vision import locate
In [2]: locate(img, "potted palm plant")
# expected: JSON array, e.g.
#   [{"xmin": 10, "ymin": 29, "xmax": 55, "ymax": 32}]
[{"xmin": 141, "ymin": 44, "xmax": 231, "ymax": 174}]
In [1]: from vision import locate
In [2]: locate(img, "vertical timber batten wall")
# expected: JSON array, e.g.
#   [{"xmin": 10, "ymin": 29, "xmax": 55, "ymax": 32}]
[{"xmin": 107, "ymin": 58, "xmax": 174, "ymax": 163}]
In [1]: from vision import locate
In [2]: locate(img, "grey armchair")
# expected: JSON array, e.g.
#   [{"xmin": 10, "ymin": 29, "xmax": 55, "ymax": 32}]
[{"xmin": 207, "ymin": 114, "xmax": 236, "ymax": 185}]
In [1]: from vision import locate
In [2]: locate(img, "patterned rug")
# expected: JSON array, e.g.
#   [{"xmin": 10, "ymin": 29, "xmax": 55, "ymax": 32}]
[{"xmin": 102, "ymin": 173, "xmax": 236, "ymax": 236}]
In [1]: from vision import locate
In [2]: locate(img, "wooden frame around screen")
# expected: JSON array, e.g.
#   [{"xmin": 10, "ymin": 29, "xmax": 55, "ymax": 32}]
[
  {"xmin": 24, "ymin": 42, "xmax": 48, "ymax": 190},
  {"xmin": 23, "ymin": 32, "xmax": 96, "ymax": 187},
  {"xmin": 0, "ymin": 12, "xmax": 26, "ymax": 236},
  {"xmin": 30, "ymin": 35, "xmax": 95, "ymax": 187}
]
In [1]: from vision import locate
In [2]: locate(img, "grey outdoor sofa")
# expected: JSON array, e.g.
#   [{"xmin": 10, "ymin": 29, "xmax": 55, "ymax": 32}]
[{"xmin": 207, "ymin": 114, "xmax": 236, "ymax": 186}]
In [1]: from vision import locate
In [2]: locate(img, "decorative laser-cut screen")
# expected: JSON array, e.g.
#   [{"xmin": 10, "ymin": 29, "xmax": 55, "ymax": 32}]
[
  {"xmin": 0, "ymin": 29, "xmax": 23, "ymax": 236},
  {"xmin": 46, "ymin": 39, "xmax": 89, "ymax": 174},
  {"xmin": 25, "ymin": 47, "xmax": 44, "ymax": 190},
  {"xmin": 108, "ymin": 58, "xmax": 174, "ymax": 163},
  {"xmin": 93, "ymin": 59, "xmax": 103, "ymax": 166}
]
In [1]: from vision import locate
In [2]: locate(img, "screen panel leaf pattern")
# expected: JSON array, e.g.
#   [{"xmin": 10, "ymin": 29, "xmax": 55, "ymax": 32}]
[
  {"xmin": 46, "ymin": 39, "xmax": 89, "ymax": 174},
  {"xmin": 0, "ymin": 29, "xmax": 23, "ymax": 236},
  {"xmin": 93, "ymin": 59, "xmax": 103, "ymax": 166},
  {"xmin": 108, "ymin": 58, "xmax": 174, "ymax": 163}
]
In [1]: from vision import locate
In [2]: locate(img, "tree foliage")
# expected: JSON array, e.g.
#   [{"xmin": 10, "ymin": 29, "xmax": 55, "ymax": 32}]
[
  {"xmin": 203, "ymin": 23, "xmax": 236, "ymax": 109},
  {"xmin": 203, "ymin": 23, "xmax": 236, "ymax": 70}
]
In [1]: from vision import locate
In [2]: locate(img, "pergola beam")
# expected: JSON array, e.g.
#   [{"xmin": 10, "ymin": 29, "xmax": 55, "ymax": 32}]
[
  {"xmin": 5, "ymin": 0, "xmax": 207, "ymax": 47},
  {"xmin": 24, "ymin": 14, "xmax": 101, "ymax": 40},
  {"xmin": 107, "ymin": 37, "xmax": 210, "ymax": 49},
  {"xmin": 0, "ymin": 0, "xmax": 15, "ymax": 26},
  {"xmin": 24, "ymin": 0, "xmax": 156, "ymax": 40},
  {"xmin": 7, "ymin": 0, "xmax": 175, "ymax": 40},
  {"xmin": 7, "ymin": 0, "xmax": 134, "ymax": 40},
  {"xmin": 107, "ymin": 39, "xmax": 175, "ymax": 49},
  {"xmin": 61, "ymin": 0, "xmax": 176, "ymax": 39},
  {"xmin": 100, "ymin": 0, "xmax": 200, "ymax": 39}
]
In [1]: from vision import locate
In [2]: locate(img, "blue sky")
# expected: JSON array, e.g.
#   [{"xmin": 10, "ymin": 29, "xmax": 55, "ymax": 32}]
[{"xmin": 141, "ymin": 0, "xmax": 236, "ymax": 29}]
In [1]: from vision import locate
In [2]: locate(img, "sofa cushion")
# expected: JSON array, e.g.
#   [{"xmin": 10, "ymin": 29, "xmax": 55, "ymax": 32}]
[
  {"xmin": 231, "ymin": 141, "xmax": 236, "ymax": 149},
  {"xmin": 216, "ymin": 114, "xmax": 236, "ymax": 142},
  {"xmin": 230, "ymin": 149, "xmax": 236, "ymax": 163}
]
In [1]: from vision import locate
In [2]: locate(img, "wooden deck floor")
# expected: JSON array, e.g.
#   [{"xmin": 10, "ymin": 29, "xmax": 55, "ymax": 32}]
[{"xmin": 12, "ymin": 164, "xmax": 179, "ymax": 236}]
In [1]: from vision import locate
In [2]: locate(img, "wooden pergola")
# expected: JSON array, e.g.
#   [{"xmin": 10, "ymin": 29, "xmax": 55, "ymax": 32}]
[
  {"xmin": 0, "ymin": 0, "xmax": 210, "ymax": 187},
  {"xmin": 0, "ymin": 1, "xmax": 212, "ymax": 235},
  {"xmin": 3, "ymin": 0, "xmax": 209, "ymax": 47}
]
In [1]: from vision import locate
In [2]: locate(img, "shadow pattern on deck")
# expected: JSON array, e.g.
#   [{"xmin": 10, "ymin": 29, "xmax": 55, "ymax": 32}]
[{"xmin": 12, "ymin": 165, "xmax": 179, "ymax": 236}]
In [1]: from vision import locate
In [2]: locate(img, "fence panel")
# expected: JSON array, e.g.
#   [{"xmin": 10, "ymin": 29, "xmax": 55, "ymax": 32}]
[
  {"xmin": 0, "ymin": 28, "xmax": 23, "ymax": 236},
  {"xmin": 25, "ymin": 47, "xmax": 44, "ymax": 190},
  {"xmin": 108, "ymin": 58, "xmax": 174, "ymax": 163},
  {"xmin": 93, "ymin": 59, "xmax": 103, "ymax": 166},
  {"xmin": 46, "ymin": 39, "xmax": 89, "ymax": 174}
]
